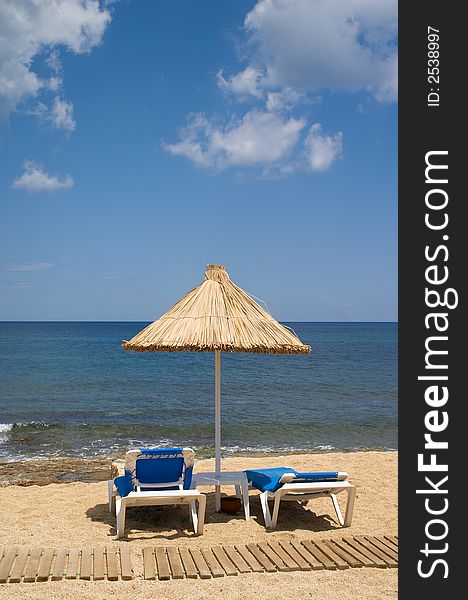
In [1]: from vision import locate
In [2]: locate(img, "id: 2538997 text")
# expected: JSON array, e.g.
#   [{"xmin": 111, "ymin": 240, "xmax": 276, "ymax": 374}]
[{"xmin": 427, "ymin": 26, "xmax": 440, "ymax": 107}]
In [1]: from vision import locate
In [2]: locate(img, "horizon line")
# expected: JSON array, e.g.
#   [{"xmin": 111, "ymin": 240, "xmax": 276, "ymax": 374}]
[{"xmin": 0, "ymin": 319, "xmax": 398, "ymax": 324}]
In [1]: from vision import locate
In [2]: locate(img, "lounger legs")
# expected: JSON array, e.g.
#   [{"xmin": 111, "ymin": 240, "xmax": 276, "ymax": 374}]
[
  {"xmin": 116, "ymin": 498, "xmax": 126, "ymax": 539},
  {"xmin": 241, "ymin": 479, "xmax": 251, "ymax": 520},
  {"xmin": 343, "ymin": 485, "xmax": 356, "ymax": 527},
  {"xmin": 189, "ymin": 495, "xmax": 206, "ymax": 535},
  {"xmin": 329, "ymin": 486, "xmax": 356, "ymax": 527},
  {"xmin": 260, "ymin": 491, "xmax": 273, "ymax": 528},
  {"xmin": 330, "ymin": 493, "xmax": 344, "ymax": 526},
  {"xmin": 259, "ymin": 491, "xmax": 283, "ymax": 529},
  {"xmin": 271, "ymin": 495, "xmax": 282, "ymax": 529},
  {"xmin": 107, "ymin": 480, "xmax": 116, "ymax": 513},
  {"xmin": 116, "ymin": 495, "xmax": 206, "ymax": 539},
  {"xmin": 260, "ymin": 485, "xmax": 356, "ymax": 530}
]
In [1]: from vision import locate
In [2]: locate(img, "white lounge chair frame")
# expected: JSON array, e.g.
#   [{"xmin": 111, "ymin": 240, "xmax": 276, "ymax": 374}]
[
  {"xmin": 258, "ymin": 479, "xmax": 356, "ymax": 530},
  {"xmin": 108, "ymin": 448, "xmax": 206, "ymax": 538}
]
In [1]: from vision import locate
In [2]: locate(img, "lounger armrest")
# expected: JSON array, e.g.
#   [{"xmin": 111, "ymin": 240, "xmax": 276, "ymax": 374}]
[
  {"xmin": 279, "ymin": 471, "xmax": 349, "ymax": 484},
  {"xmin": 279, "ymin": 473, "xmax": 297, "ymax": 484}
]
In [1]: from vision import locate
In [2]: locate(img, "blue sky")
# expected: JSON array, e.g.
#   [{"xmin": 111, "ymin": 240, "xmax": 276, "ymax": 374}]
[{"xmin": 0, "ymin": 0, "xmax": 397, "ymax": 321}]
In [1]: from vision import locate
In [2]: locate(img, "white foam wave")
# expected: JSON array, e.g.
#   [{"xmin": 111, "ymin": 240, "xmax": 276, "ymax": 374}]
[{"xmin": 0, "ymin": 423, "xmax": 14, "ymax": 444}]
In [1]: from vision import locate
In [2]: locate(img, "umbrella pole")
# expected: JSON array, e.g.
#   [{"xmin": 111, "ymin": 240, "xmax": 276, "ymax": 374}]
[{"xmin": 215, "ymin": 350, "xmax": 221, "ymax": 511}]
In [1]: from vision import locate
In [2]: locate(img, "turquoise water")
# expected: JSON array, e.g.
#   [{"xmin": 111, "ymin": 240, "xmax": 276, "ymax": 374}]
[{"xmin": 0, "ymin": 322, "xmax": 397, "ymax": 461}]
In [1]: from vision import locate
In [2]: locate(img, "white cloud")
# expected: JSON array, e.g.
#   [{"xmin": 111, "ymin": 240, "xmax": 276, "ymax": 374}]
[
  {"xmin": 11, "ymin": 161, "xmax": 74, "ymax": 193},
  {"xmin": 165, "ymin": 0, "xmax": 395, "ymax": 176},
  {"xmin": 0, "ymin": 0, "xmax": 111, "ymax": 120},
  {"xmin": 50, "ymin": 97, "xmax": 75, "ymax": 132},
  {"xmin": 164, "ymin": 110, "xmax": 305, "ymax": 170},
  {"xmin": 29, "ymin": 96, "xmax": 76, "ymax": 131},
  {"xmin": 243, "ymin": 0, "xmax": 397, "ymax": 102},
  {"xmin": 217, "ymin": 67, "xmax": 263, "ymax": 99},
  {"xmin": 304, "ymin": 123, "xmax": 342, "ymax": 171},
  {"xmin": 6, "ymin": 262, "xmax": 56, "ymax": 271},
  {"xmin": 0, "ymin": 282, "xmax": 35, "ymax": 290},
  {"xmin": 265, "ymin": 87, "xmax": 310, "ymax": 112},
  {"xmin": 45, "ymin": 49, "xmax": 62, "ymax": 74}
]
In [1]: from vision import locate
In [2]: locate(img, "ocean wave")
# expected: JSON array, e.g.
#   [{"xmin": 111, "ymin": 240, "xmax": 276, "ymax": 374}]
[
  {"xmin": 0, "ymin": 423, "xmax": 14, "ymax": 444},
  {"xmin": 0, "ymin": 419, "xmax": 398, "ymax": 461},
  {"xmin": 0, "ymin": 421, "xmax": 53, "ymax": 441},
  {"xmin": 4, "ymin": 421, "xmax": 52, "ymax": 430}
]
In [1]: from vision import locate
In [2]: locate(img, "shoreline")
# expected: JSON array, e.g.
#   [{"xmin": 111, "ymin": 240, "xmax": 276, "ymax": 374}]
[{"xmin": 0, "ymin": 448, "xmax": 397, "ymax": 487}]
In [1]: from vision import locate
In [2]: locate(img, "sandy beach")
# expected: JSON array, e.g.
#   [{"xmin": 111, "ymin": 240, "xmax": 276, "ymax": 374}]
[{"xmin": 0, "ymin": 450, "xmax": 397, "ymax": 599}]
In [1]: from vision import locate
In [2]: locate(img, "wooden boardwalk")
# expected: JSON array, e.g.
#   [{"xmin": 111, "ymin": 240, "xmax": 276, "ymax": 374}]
[
  {"xmin": 0, "ymin": 546, "xmax": 133, "ymax": 584},
  {"xmin": 0, "ymin": 535, "xmax": 397, "ymax": 584},
  {"xmin": 141, "ymin": 535, "xmax": 398, "ymax": 580}
]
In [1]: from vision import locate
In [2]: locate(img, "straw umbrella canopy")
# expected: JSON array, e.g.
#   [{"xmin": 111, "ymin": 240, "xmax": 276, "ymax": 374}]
[{"xmin": 123, "ymin": 264, "xmax": 311, "ymax": 507}]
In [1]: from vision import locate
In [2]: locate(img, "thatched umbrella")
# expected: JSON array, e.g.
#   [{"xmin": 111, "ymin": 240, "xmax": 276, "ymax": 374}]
[{"xmin": 123, "ymin": 264, "xmax": 311, "ymax": 509}]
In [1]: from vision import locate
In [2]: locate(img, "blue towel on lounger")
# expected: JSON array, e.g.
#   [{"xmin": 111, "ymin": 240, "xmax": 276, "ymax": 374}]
[
  {"xmin": 114, "ymin": 471, "xmax": 133, "ymax": 497},
  {"xmin": 245, "ymin": 467, "xmax": 343, "ymax": 493}
]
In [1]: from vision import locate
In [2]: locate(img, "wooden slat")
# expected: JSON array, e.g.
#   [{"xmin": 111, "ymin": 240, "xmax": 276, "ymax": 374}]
[
  {"xmin": 106, "ymin": 546, "xmax": 119, "ymax": 581},
  {"xmin": 342, "ymin": 537, "xmax": 386, "ymax": 568},
  {"xmin": 301, "ymin": 541, "xmax": 336, "ymax": 570},
  {"xmin": 155, "ymin": 547, "xmax": 171, "ymax": 580},
  {"xmin": 323, "ymin": 540, "xmax": 362, "ymax": 568},
  {"xmin": 289, "ymin": 541, "xmax": 324, "ymax": 570},
  {"xmin": 79, "ymin": 547, "xmax": 92, "ymax": 580},
  {"xmin": 268, "ymin": 541, "xmax": 301, "ymax": 571},
  {"xmin": 224, "ymin": 546, "xmax": 251, "ymax": 573},
  {"xmin": 65, "ymin": 548, "xmax": 79, "ymax": 579},
  {"xmin": 363, "ymin": 536, "xmax": 398, "ymax": 561},
  {"xmin": 37, "ymin": 548, "xmax": 55, "ymax": 581},
  {"xmin": 8, "ymin": 547, "xmax": 30, "ymax": 583},
  {"xmin": 167, "ymin": 547, "xmax": 185, "ymax": 579},
  {"xmin": 200, "ymin": 548, "xmax": 224, "ymax": 577},
  {"xmin": 257, "ymin": 542, "xmax": 289, "ymax": 571},
  {"xmin": 212, "ymin": 546, "xmax": 237, "ymax": 576},
  {"xmin": 313, "ymin": 541, "xmax": 349, "ymax": 570},
  {"xmin": 235, "ymin": 545, "xmax": 263, "ymax": 573},
  {"xmin": 353, "ymin": 537, "xmax": 397, "ymax": 567},
  {"xmin": 119, "ymin": 547, "xmax": 133, "ymax": 580},
  {"xmin": 0, "ymin": 547, "xmax": 18, "ymax": 583},
  {"xmin": 23, "ymin": 547, "xmax": 42, "ymax": 582},
  {"xmin": 179, "ymin": 547, "xmax": 198, "ymax": 579},
  {"xmin": 384, "ymin": 535, "xmax": 399, "ymax": 549},
  {"xmin": 278, "ymin": 541, "xmax": 311, "ymax": 571},
  {"xmin": 51, "ymin": 548, "xmax": 68, "ymax": 581},
  {"xmin": 334, "ymin": 538, "xmax": 380, "ymax": 568},
  {"xmin": 375, "ymin": 535, "xmax": 399, "ymax": 555},
  {"xmin": 246, "ymin": 543, "xmax": 276, "ymax": 573},
  {"xmin": 92, "ymin": 548, "xmax": 105, "ymax": 580},
  {"xmin": 142, "ymin": 547, "xmax": 157, "ymax": 580},
  {"xmin": 189, "ymin": 548, "xmax": 211, "ymax": 579}
]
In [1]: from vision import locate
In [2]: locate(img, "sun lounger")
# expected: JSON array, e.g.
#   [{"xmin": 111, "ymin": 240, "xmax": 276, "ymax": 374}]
[
  {"xmin": 108, "ymin": 447, "xmax": 206, "ymax": 538},
  {"xmin": 245, "ymin": 467, "xmax": 356, "ymax": 530}
]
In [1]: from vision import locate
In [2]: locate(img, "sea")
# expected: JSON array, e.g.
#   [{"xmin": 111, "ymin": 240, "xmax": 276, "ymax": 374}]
[{"xmin": 0, "ymin": 322, "xmax": 397, "ymax": 462}]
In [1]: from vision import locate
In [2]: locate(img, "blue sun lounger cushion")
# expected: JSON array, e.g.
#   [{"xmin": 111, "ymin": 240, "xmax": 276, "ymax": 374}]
[
  {"xmin": 245, "ymin": 467, "xmax": 347, "ymax": 493},
  {"xmin": 114, "ymin": 447, "xmax": 195, "ymax": 497}
]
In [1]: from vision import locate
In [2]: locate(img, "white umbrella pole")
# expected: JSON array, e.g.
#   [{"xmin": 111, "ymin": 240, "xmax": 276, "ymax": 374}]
[{"xmin": 215, "ymin": 350, "xmax": 221, "ymax": 511}]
